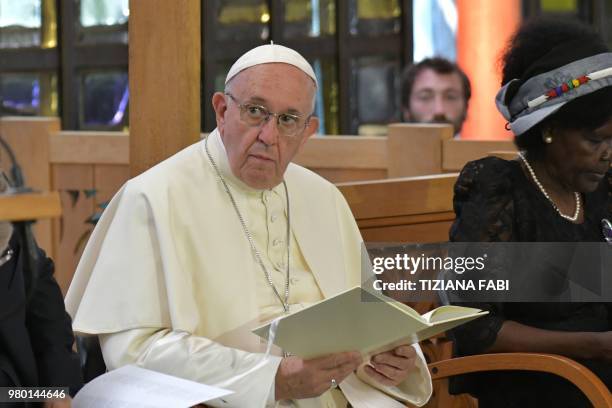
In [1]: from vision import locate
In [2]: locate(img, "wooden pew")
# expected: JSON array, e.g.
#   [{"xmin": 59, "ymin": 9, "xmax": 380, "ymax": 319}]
[
  {"xmin": 387, "ymin": 123, "xmax": 518, "ymax": 176},
  {"xmin": 294, "ymin": 124, "xmax": 455, "ymax": 182},
  {"xmin": 338, "ymin": 174, "xmax": 457, "ymax": 243},
  {"xmin": 443, "ymin": 139, "xmax": 517, "ymax": 172},
  {"xmin": 339, "ymin": 174, "xmax": 462, "ymax": 407}
]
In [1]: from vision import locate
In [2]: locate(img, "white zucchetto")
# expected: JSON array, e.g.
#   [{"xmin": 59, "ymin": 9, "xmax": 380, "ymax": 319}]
[{"xmin": 225, "ymin": 43, "xmax": 318, "ymax": 87}]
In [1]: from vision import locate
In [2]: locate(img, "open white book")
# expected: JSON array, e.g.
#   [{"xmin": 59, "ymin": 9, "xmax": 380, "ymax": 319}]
[{"xmin": 253, "ymin": 286, "xmax": 487, "ymax": 359}]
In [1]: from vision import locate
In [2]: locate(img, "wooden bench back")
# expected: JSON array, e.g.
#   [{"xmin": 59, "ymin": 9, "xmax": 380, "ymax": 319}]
[{"xmin": 338, "ymin": 173, "xmax": 458, "ymax": 243}]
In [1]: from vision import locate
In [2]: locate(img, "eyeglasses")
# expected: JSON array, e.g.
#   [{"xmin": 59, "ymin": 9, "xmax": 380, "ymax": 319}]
[{"xmin": 225, "ymin": 92, "xmax": 311, "ymax": 138}]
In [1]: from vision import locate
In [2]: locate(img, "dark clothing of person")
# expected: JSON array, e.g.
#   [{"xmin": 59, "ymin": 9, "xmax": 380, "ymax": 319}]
[
  {"xmin": 0, "ymin": 226, "xmax": 82, "ymax": 407},
  {"xmin": 449, "ymin": 157, "xmax": 612, "ymax": 408}
]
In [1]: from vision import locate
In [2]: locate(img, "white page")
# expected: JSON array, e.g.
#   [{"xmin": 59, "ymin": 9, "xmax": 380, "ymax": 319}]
[{"xmin": 73, "ymin": 365, "xmax": 233, "ymax": 408}]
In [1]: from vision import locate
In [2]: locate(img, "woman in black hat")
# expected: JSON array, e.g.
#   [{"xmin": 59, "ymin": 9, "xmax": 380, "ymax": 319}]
[{"xmin": 448, "ymin": 18, "xmax": 612, "ymax": 407}]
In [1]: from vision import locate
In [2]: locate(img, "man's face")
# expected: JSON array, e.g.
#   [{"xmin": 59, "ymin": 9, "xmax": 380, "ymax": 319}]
[
  {"xmin": 212, "ymin": 63, "xmax": 319, "ymax": 190},
  {"xmin": 403, "ymin": 68, "xmax": 467, "ymax": 134}
]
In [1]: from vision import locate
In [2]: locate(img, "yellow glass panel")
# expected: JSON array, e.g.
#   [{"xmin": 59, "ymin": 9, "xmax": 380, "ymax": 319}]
[
  {"xmin": 323, "ymin": 0, "xmax": 336, "ymax": 35},
  {"xmin": 283, "ymin": 0, "xmax": 335, "ymax": 37},
  {"xmin": 285, "ymin": 0, "xmax": 312, "ymax": 22},
  {"xmin": 41, "ymin": 0, "xmax": 57, "ymax": 48},
  {"xmin": 39, "ymin": 73, "xmax": 58, "ymax": 116},
  {"xmin": 540, "ymin": 0, "xmax": 577, "ymax": 12},
  {"xmin": 218, "ymin": 1, "xmax": 269, "ymax": 24},
  {"xmin": 357, "ymin": 0, "xmax": 400, "ymax": 19},
  {"xmin": 319, "ymin": 59, "xmax": 338, "ymax": 134}
]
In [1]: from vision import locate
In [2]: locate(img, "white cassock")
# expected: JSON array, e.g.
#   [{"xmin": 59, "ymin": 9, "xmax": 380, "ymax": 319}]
[{"xmin": 65, "ymin": 129, "xmax": 432, "ymax": 408}]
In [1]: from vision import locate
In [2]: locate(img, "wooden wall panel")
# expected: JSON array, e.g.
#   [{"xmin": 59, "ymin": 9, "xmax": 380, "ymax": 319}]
[
  {"xmin": 93, "ymin": 165, "xmax": 130, "ymax": 206},
  {"xmin": 52, "ymin": 164, "xmax": 94, "ymax": 294},
  {"xmin": 49, "ymin": 132, "xmax": 129, "ymax": 165}
]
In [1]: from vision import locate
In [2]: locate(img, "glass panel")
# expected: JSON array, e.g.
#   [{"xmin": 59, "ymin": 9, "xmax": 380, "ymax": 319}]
[
  {"xmin": 215, "ymin": 0, "xmax": 269, "ymax": 42},
  {"xmin": 213, "ymin": 62, "xmax": 233, "ymax": 93},
  {"xmin": 310, "ymin": 58, "xmax": 338, "ymax": 135},
  {"xmin": 0, "ymin": 0, "xmax": 41, "ymax": 48},
  {"xmin": 41, "ymin": 0, "xmax": 57, "ymax": 48},
  {"xmin": 80, "ymin": 71, "xmax": 129, "ymax": 130},
  {"xmin": 412, "ymin": 0, "xmax": 457, "ymax": 62},
  {"xmin": 349, "ymin": 0, "xmax": 400, "ymax": 36},
  {"xmin": 283, "ymin": 0, "xmax": 336, "ymax": 39},
  {"xmin": 350, "ymin": 56, "xmax": 400, "ymax": 134},
  {"xmin": 605, "ymin": 0, "xmax": 612, "ymax": 50},
  {"xmin": 540, "ymin": 0, "xmax": 578, "ymax": 12},
  {"xmin": 78, "ymin": 0, "xmax": 129, "ymax": 44},
  {"xmin": 0, "ymin": 72, "xmax": 58, "ymax": 116}
]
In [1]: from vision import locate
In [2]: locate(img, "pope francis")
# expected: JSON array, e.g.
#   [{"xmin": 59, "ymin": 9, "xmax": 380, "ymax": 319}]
[{"xmin": 65, "ymin": 44, "xmax": 432, "ymax": 407}]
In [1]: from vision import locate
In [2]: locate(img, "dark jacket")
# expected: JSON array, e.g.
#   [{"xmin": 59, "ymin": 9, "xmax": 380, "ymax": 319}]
[{"xmin": 0, "ymin": 224, "xmax": 82, "ymax": 405}]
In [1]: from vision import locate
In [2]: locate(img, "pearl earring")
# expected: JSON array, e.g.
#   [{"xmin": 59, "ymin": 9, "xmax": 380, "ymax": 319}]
[{"xmin": 543, "ymin": 133, "xmax": 553, "ymax": 144}]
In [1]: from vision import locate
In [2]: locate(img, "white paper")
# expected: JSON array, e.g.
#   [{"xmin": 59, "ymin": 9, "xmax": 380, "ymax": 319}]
[{"xmin": 73, "ymin": 365, "xmax": 233, "ymax": 408}]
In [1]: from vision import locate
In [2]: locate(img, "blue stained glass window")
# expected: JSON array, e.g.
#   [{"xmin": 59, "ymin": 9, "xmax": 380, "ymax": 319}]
[
  {"xmin": 351, "ymin": 56, "xmax": 400, "ymax": 133},
  {"xmin": 310, "ymin": 58, "xmax": 338, "ymax": 135},
  {"xmin": 0, "ymin": 74, "xmax": 40, "ymax": 115},
  {"xmin": 81, "ymin": 71, "xmax": 129, "ymax": 129},
  {"xmin": 0, "ymin": 72, "xmax": 57, "ymax": 116}
]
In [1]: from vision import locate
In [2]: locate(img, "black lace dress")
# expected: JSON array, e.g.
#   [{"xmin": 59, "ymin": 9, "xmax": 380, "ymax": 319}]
[{"xmin": 449, "ymin": 156, "xmax": 612, "ymax": 408}]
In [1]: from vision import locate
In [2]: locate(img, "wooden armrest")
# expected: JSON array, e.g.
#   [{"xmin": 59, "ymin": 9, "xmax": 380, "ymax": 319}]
[
  {"xmin": 0, "ymin": 191, "xmax": 61, "ymax": 221},
  {"xmin": 429, "ymin": 353, "xmax": 612, "ymax": 407}
]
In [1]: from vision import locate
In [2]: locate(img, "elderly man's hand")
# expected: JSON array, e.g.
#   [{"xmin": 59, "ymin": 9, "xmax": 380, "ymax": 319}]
[
  {"xmin": 275, "ymin": 351, "xmax": 362, "ymax": 401},
  {"xmin": 362, "ymin": 345, "xmax": 417, "ymax": 386}
]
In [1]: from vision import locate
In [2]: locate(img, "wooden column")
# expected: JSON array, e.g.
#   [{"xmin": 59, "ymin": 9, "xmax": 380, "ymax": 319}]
[{"xmin": 129, "ymin": 0, "xmax": 201, "ymax": 177}]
